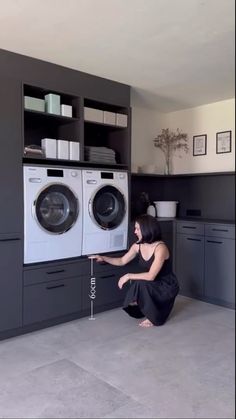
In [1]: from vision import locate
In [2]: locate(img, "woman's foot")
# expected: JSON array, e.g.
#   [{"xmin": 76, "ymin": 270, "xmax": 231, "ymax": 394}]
[
  {"xmin": 139, "ymin": 318, "xmax": 154, "ymax": 328},
  {"xmin": 129, "ymin": 301, "xmax": 138, "ymax": 306}
]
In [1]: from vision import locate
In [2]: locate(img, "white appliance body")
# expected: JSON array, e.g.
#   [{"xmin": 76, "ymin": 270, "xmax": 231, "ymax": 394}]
[
  {"xmin": 82, "ymin": 169, "xmax": 129, "ymax": 255},
  {"xmin": 24, "ymin": 165, "xmax": 83, "ymax": 263}
]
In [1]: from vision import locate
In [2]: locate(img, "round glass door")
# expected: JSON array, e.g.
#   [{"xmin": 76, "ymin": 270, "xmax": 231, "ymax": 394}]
[
  {"xmin": 90, "ymin": 185, "xmax": 126, "ymax": 230},
  {"xmin": 34, "ymin": 184, "xmax": 79, "ymax": 234}
]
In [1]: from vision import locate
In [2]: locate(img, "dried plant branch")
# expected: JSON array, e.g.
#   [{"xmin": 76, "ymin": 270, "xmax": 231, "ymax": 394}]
[{"xmin": 153, "ymin": 128, "xmax": 189, "ymax": 173}]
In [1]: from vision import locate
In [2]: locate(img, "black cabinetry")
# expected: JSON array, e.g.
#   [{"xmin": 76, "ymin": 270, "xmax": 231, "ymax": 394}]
[
  {"xmin": 0, "ymin": 77, "xmax": 23, "ymax": 234},
  {"xmin": 0, "ymin": 77, "xmax": 23, "ymax": 336},
  {"xmin": 0, "ymin": 237, "xmax": 22, "ymax": 333},
  {"xmin": 84, "ymin": 98, "xmax": 130, "ymax": 167},
  {"xmin": 0, "ymin": 49, "xmax": 133, "ymax": 339},
  {"xmin": 23, "ymin": 260, "xmax": 87, "ymax": 325},
  {"xmin": 82, "ymin": 257, "xmax": 128, "ymax": 314},
  {"xmin": 22, "ymin": 84, "xmax": 131, "ymax": 168},
  {"xmin": 175, "ymin": 222, "xmax": 204, "ymax": 298},
  {"xmin": 204, "ymin": 224, "xmax": 235, "ymax": 308},
  {"xmin": 175, "ymin": 220, "xmax": 235, "ymax": 308},
  {"xmin": 23, "ymin": 84, "xmax": 81, "ymax": 153}
]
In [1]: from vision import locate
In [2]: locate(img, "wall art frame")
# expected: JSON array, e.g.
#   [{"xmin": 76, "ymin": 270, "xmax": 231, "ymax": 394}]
[
  {"xmin": 216, "ymin": 130, "xmax": 232, "ymax": 154},
  {"xmin": 193, "ymin": 134, "xmax": 207, "ymax": 156}
]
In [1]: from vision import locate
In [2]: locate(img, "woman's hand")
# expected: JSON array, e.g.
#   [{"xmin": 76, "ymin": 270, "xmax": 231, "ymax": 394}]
[
  {"xmin": 88, "ymin": 254, "xmax": 104, "ymax": 263},
  {"xmin": 118, "ymin": 273, "xmax": 130, "ymax": 289}
]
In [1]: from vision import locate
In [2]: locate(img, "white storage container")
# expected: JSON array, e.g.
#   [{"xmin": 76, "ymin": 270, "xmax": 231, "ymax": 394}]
[
  {"xmin": 41, "ymin": 138, "xmax": 57, "ymax": 158},
  {"xmin": 154, "ymin": 201, "xmax": 178, "ymax": 218},
  {"xmin": 57, "ymin": 140, "xmax": 69, "ymax": 160},
  {"xmin": 69, "ymin": 141, "xmax": 80, "ymax": 161},
  {"xmin": 61, "ymin": 104, "xmax": 72, "ymax": 117}
]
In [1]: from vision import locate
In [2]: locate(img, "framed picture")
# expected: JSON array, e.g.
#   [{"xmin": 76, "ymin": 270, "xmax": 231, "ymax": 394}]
[
  {"xmin": 193, "ymin": 134, "xmax": 207, "ymax": 156},
  {"xmin": 216, "ymin": 131, "xmax": 232, "ymax": 154}
]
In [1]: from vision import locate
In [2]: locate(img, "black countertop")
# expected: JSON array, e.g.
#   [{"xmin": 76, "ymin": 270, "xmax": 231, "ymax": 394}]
[{"xmin": 156, "ymin": 217, "xmax": 235, "ymax": 224}]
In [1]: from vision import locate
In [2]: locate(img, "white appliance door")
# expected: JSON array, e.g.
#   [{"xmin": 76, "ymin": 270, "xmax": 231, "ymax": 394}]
[
  {"xmin": 34, "ymin": 184, "xmax": 78, "ymax": 234},
  {"xmin": 90, "ymin": 185, "xmax": 126, "ymax": 230}
]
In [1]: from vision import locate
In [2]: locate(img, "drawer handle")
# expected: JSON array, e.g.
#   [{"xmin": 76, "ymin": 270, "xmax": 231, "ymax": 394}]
[
  {"xmin": 47, "ymin": 269, "xmax": 65, "ymax": 275},
  {"xmin": 182, "ymin": 226, "xmax": 196, "ymax": 229},
  {"xmin": 187, "ymin": 238, "xmax": 201, "ymax": 242},
  {"xmin": 46, "ymin": 284, "xmax": 65, "ymax": 290},
  {"xmin": 207, "ymin": 240, "xmax": 223, "ymax": 244},
  {"xmin": 212, "ymin": 228, "xmax": 228, "ymax": 232},
  {"xmin": 100, "ymin": 274, "xmax": 116, "ymax": 279},
  {"xmin": 0, "ymin": 238, "xmax": 20, "ymax": 242}
]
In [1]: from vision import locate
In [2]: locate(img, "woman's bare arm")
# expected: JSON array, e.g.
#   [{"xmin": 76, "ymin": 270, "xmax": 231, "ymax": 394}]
[
  {"xmin": 89, "ymin": 243, "xmax": 139, "ymax": 267},
  {"xmin": 118, "ymin": 243, "xmax": 169, "ymax": 288}
]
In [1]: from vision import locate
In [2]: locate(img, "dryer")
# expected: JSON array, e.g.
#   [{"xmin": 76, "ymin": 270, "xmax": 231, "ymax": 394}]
[
  {"xmin": 24, "ymin": 165, "xmax": 83, "ymax": 264},
  {"xmin": 82, "ymin": 169, "xmax": 129, "ymax": 255}
]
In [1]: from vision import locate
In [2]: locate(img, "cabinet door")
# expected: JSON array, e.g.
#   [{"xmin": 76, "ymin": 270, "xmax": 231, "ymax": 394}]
[
  {"xmin": 205, "ymin": 237, "xmax": 235, "ymax": 307},
  {"xmin": 23, "ymin": 276, "xmax": 82, "ymax": 325},
  {"xmin": 175, "ymin": 234, "xmax": 204, "ymax": 298},
  {"xmin": 82, "ymin": 267, "xmax": 128, "ymax": 312},
  {"xmin": 0, "ymin": 77, "xmax": 23, "ymax": 234},
  {"xmin": 0, "ymin": 238, "xmax": 22, "ymax": 332}
]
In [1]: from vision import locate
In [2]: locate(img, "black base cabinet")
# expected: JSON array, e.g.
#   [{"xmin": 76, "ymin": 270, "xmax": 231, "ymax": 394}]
[
  {"xmin": 175, "ymin": 221, "xmax": 235, "ymax": 308},
  {"xmin": 23, "ymin": 259, "xmax": 88, "ymax": 326},
  {"xmin": 82, "ymin": 263, "xmax": 128, "ymax": 314},
  {"xmin": 23, "ymin": 276, "xmax": 82, "ymax": 325},
  {"xmin": 175, "ymin": 227, "xmax": 204, "ymax": 298},
  {"xmin": 204, "ymin": 225, "xmax": 235, "ymax": 308},
  {"xmin": 0, "ymin": 237, "xmax": 22, "ymax": 333}
]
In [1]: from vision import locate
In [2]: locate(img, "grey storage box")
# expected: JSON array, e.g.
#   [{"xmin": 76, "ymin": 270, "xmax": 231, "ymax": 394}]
[
  {"xmin": 116, "ymin": 113, "xmax": 128, "ymax": 127},
  {"xmin": 84, "ymin": 107, "xmax": 103, "ymax": 123},
  {"xmin": 103, "ymin": 111, "xmax": 116, "ymax": 125},
  {"xmin": 24, "ymin": 96, "xmax": 45, "ymax": 112},
  {"xmin": 45, "ymin": 93, "xmax": 61, "ymax": 115}
]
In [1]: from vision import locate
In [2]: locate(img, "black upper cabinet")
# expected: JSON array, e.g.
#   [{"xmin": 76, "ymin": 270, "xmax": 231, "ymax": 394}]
[
  {"xmin": 83, "ymin": 98, "xmax": 131, "ymax": 167},
  {"xmin": 22, "ymin": 84, "xmax": 131, "ymax": 167},
  {"xmin": 0, "ymin": 77, "xmax": 23, "ymax": 235},
  {"xmin": 23, "ymin": 84, "xmax": 81, "ymax": 156},
  {"xmin": 0, "ymin": 49, "xmax": 131, "ymax": 169}
]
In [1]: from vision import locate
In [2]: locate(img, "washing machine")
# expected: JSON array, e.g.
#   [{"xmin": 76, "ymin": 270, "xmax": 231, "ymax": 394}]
[
  {"xmin": 82, "ymin": 169, "xmax": 129, "ymax": 255},
  {"xmin": 24, "ymin": 165, "xmax": 83, "ymax": 264}
]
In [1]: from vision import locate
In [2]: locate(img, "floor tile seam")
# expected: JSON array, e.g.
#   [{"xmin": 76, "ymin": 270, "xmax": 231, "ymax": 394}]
[
  {"xmin": 65, "ymin": 357, "xmax": 145, "ymax": 405},
  {"xmin": 102, "ymin": 397, "xmax": 159, "ymax": 419},
  {"xmin": 0, "ymin": 354, "xmax": 66, "ymax": 391}
]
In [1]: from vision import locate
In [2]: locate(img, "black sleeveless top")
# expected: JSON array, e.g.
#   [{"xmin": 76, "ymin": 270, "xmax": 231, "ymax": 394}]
[{"xmin": 138, "ymin": 242, "xmax": 173, "ymax": 279}]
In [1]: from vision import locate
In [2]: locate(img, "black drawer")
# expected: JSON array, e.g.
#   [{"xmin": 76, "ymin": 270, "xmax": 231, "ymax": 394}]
[
  {"xmin": 90, "ymin": 255, "xmax": 140, "ymax": 276},
  {"xmin": 24, "ymin": 259, "xmax": 89, "ymax": 286},
  {"xmin": 23, "ymin": 276, "xmax": 82, "ymax": 325},
  {"xmin": 176, "ymin": 221, "xmax": 204, "ymax": 235},
  {"xmin": 205, "ymin": 224, "xmax": 235, "ymax": 239},
  {"xmin": 82, "ymin": 269, "xmax": 128, "ymax": 311},
  {"xmin": 90, "ymin": 255, "xmax": 126, "ymax": 275}
]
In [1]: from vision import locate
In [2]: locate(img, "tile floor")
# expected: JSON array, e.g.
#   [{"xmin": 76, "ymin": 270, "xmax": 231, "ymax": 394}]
[{"xmin": 0, "ymin": 296, "xmax": 235, "ymax": 418}]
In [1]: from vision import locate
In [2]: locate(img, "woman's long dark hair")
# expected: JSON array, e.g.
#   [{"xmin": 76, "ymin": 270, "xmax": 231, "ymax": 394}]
[{"xmin": 135, "ymin": 214, "xmax": 162, "ymax": 244}]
